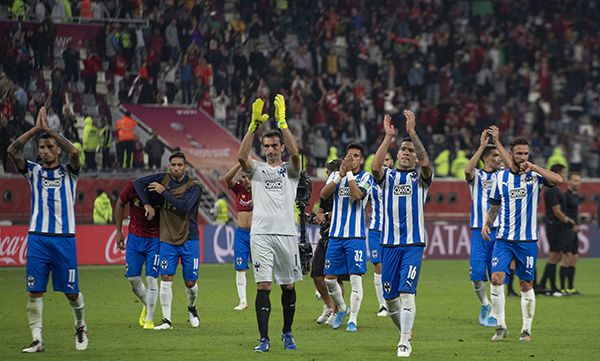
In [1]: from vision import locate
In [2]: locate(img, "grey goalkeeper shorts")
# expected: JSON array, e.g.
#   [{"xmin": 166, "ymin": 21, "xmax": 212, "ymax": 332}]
[{"xmin": 250, "ymin": 234, "xmax": 303, "ymax": 285}]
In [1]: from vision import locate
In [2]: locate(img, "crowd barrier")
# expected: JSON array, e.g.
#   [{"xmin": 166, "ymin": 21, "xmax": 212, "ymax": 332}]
[{"xmin": 1, "ymin": 223, "xmax": 598, "ymax": 267}]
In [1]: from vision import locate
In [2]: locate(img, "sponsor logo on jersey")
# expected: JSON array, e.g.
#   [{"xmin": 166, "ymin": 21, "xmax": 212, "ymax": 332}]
[
  {"xmin": 393, "ymin": 184, "xmax": 412, "ymax": 196},
  {"xmin": 482, "ymin": 180, "xmax": 493, "ymax": 189},
  {"xmin": 338, "ymin": 187, "xmax": 350, "ymax": 197},
  {"xmin": 509, "ymin": 188, "xmax": 527, "ymax": 199},
  {"xmin": 264, "ymin": 179, "xmax": 283, "ymax": 190},
  {"xmin": 42, "ymin": 178, "xmax": 62, "ymax": 187}
]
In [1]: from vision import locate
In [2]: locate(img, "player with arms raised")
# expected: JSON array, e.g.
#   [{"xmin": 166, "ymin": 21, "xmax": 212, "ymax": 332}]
[
  {"xmin": 371, "ymin": 111, "xmax": 433, "ymax": 357},
  {"xmin": 482, "ymin": 137, "xmax": 562, "ymax": 342},
  {"xmin": 115, "ymin": 180, "xmax": 161, "ymax": 329},
  {"xmin": 464, "ymin": 126, "xmax": 511, "ymax": 327},
  {"xmin": 7, "ymin": 107, "xmax": 88, "ymax": 352},
  {"xmin": 238, "ymin": 95, "xmax": 302, "ymax": 352}
]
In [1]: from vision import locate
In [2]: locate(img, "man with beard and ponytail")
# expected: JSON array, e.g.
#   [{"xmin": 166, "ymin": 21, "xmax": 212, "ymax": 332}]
[
  {"xmin": 7, "ymin": 107, "xmax": 88, "ymax": 352},
  {"xmin": 371, "ymin": 112, "xmax": 433, "ymax": 358},
  {"xmin": 223, "ymin": 162, "xmax": 253, "ymax": 311},
  {"xmin": 482, "ymin": 137, "xmax": 563, "ymax": 342},
  {"xmin": 238, "ymin": 95, "xmax": 302, "ymax": 352}
]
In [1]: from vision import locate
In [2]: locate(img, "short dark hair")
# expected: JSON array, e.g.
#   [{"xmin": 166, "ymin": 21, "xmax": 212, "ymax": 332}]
[
  {"xmin": 568, "ymin": 171, "xmax": 580, "ymax": 180},
  {"xmin": 400, "ymin": 137, "xmax": 413, "ymax": 145},
  {"xmin": 261, "ymin": 130, "xmax": 283, "ymax": 145},
  {"xmin": 482, "ymin": 145, "xmax": 497, "ymax": 159},
  {"xmin": 550, "ymin": 164, "xmax": 566, "ymax": 173},
  {"xmin": 346, "ymin": 143, "xmax": 364, "ymax": 157},
  {"xmin": 509, "ymin": 137, "xmax": 529, "ymax": 150},
  {"xmin": 169, "ymin": 151, "xmax": 186, "ymax": 162},
  {"xmin": 39, "ymin": 132, "xmax": 53, "ymax": 140}
]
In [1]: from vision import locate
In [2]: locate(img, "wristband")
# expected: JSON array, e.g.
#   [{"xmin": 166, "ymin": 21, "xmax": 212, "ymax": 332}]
[
  {"xmin": 333, "ymin": 174, "xmax": 341, "ymax": 184},
  {"xmin": 346, "ymin": 171, "xmax": 355, "ymax": 181}
]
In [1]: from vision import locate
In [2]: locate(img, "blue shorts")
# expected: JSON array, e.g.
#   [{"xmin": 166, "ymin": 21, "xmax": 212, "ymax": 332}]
[
  {"xmin": 368, "ymin": 229, "xmax": 382, "ymax": 264},
  {"xmin": 381, "ymin": 246, "xmax": 424, "ymax": 298},
  {"xmin": 234, "ymin": 228, "xmax": 251, "ymax": 271},
  {"xmin": 26, "ymin": 234, "xmax": 79, "ymax": 294},
  {"xmin": 159, "ymin": 240, "xmax": 200, "ymax": 281},
  {"xmin": 469, "ymin": 229, "xmax": 496, "ymax": 282},
  {"xmin": 491, "ymin": 240, "xmax": 538, "ymax": 282},
  {"xmin": 324, "ymin": 237, "xmax": 367, "ymax": 276},
  {"xmin": 126, "ymin": 233, "xmax": 161, "ymax": 278}
]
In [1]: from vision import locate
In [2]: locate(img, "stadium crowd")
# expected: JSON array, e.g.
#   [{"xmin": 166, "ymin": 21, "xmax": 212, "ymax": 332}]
[{"xmin": 1, "ymin": 0, "xmax": 599, "ymax": 177}]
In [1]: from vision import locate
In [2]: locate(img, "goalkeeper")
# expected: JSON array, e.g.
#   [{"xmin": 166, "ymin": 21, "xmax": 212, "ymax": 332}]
[{"xmin": 238, "ymin": 94, "xmax": 303, "ymax": 353}]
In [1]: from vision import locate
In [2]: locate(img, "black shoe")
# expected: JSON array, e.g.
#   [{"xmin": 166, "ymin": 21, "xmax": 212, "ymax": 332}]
[{"xmin": 534, "ymin": 286, "xmax": 549, "ymax": 295}]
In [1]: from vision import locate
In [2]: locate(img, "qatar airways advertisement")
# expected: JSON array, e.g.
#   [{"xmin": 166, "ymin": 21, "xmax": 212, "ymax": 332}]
[{"xmin": 0, "ymin": 223, "xmax": 597, "ymax": 267}]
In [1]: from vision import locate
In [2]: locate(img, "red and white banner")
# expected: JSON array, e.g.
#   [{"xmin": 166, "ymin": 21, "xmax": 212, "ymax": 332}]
[{"xmin": 123, "ymin": 104, "xmax": 242, "ymax": 174}]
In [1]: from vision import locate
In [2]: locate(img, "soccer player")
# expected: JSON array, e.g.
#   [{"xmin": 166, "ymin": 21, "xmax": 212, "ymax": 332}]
[
  {"xmin": 482, "ymin": 137, "xmax": 563, "ymax": 342},
  {"xmin": 115, "ymin": 180, "xmax": 161, "ymax": 329},
  {"xmin": 559, "ymin": 172, "xmax": 582, "ymax": 294},
  {"xmin": 7, "ymin": 107, "xmax": 88, "ymax": 352},
  {"xmin": 134, "ymin": 152, "xmax": 202, "ymax": 330},
  {"xmin": 371, "ymin": 112, "xmax": 433, "ymax": 358},
  {"xmin": 538, "ymin": 164, "xmax": 570, "ymax": 296},
  {"xmin": 223, "ymin": 162, "xmax": 253, "ymax": 310},
  {"xmin": 238, "ymin": 95, "xmax": 302, "ymax": 352},
  {"xmin": 464, "ymin": 126, "xmax": 512, "ymax": 327},
  {"xmin": 320, "ymin": 143, "xmax": 373, "ymax": 332},
  {"xmin": 368, "ymin": 151, "xmax": 394, "ymax": 318}
]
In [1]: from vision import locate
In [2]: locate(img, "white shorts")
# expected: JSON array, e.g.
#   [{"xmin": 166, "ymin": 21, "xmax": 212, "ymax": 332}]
[{"xmin": 250, "ymin": 234, "xmax": 303, "ymax": 285}]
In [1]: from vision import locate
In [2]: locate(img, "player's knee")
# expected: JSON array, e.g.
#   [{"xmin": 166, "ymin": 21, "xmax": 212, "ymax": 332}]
[
  {"xmin": 256, "ymin": 282, "xmax": 271, "ymax": 291},
  {"xmin": 29, "ymin": 292, "xmax": 44, "ymax": 298},
  {"xmin": 374, "ymin": 263, "xmax": 382, "ymax": 273},
  {"xmin": 146, "ymin": 276, "xmax": 158, "ymax": 289},
  {"xmin": 184, "ymin": 281, "xmax": 196, "ymax": 288},
  {"xmin": 491, "ymin": 272, "xmax": 505, "ymax": 285},
  {"xmin": 281, "ymin": 284, "xmax": 294, "ymax": 291},
  {"xmin": 520, "ymin": 280, "xmax": 533, "ymax": 292},
  {"xmin": 161, "ymin": 274, "xmax": 174, "ymax": 282},
  {"xmin": 65, "ymin": 293, "xmax": 79, "ymax": 302}
]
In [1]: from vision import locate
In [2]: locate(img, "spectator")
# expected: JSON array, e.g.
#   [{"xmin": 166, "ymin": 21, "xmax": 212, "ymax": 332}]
[
  {"xmin": 93, "ymin": 189, "xmax": 112, "ymax": 224},
  {"xmin": 165, "ymin": 19, "xmax": 180, "ymax": 62},
  {"xmin": 213, "ymin": 90, "xmax": 229, "ymax": 126},
  {"xmin": 115, "ymin": 110, "xmax": 136, "ymax": 169},
  {"xmin": 63, "ymin": 42, "xmax": 79, "ymax": 91},
  {"xmin": 162, "ymin": 59, "xmax": 178, "ymax": 103},
  {"xmin": 180, "ymin": 54, "xmax": 193, "ymax": 104},
  {"xmin": 212, "ymin": 193, "xmax": 228, "ymax": 224},
  {"xmin": 199, "ymin": 91, "xmax": 214, "ymax": 116},
  {"xmin": 144, "ymin": 131, "xmax": 164, "ymax": 170},
  {"xmin": 450, "ymin": 150, "xmax": 469, "ymax": 179},
  {"xmin": 82, "ymin": 50, "xmax": 101, "ymax": 94},
  {"xmin": 82, "ymin": 116, "xmax": 99, "ymax": 171},
  {"xmin": 46, "ymin": 107, "xmax": 61, "ymax": 134},
  {"xmin": 99, "ymin": 116, "xmax": 111, "ymax": 170}
]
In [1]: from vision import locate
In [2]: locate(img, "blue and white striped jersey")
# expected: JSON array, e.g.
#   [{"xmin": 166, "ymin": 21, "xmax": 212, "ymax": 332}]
[
  {"xmin": 328, "ymin": 170, "xmax": 373, "ymax": 239},
  {"xmin": 380, "ymin": 168, "xmax": 432, "ymax": 246},
  {"xmin": 25, "ymin": 161, "xmax": 78, "ymax": 235},
  {"xmin": 368, "ymin": 179, "xmax": 383, "ymax": 231},
  {"xmin": 489, "ymin": 170, "xmax": 547, "ymax": 242},
  {"xmin": 468, "ymin": 168, "xmax": 499, "ymax": 229}
]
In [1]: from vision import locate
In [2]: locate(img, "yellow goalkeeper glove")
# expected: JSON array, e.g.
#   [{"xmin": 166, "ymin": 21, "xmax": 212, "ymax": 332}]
[
  {"xmin": 248, "ymin": 98, "xmax": 269, "ymax": 133},
  {"xmin": 274, "ymin": 94, "xmax": 287, "ymax": 129}
]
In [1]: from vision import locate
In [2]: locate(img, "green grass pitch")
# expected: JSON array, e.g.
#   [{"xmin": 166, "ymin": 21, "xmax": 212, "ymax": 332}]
[{"xmin": 1, "ymin": 259, "xmax": 599, "ymax": 360}]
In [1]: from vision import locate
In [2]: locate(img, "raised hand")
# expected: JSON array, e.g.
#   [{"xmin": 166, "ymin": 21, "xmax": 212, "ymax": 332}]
[
  {"xmin": 520, "ymin": 161, "xmax": 534, "ymax": 173},
  {"xmin": 35, "ymin": 106, "xmax": 47, "ymax": 131},
  {"xmin": 339, "ymin": 156, "xmax": 348, "ymax": 175},
  {"xmin": 405, "ymin": 110, "xmax": 416, "ymax": 134},
  {"xmin": 249, "ymin": 98, "xmax": 269, "ymax": 133},
  {"xmin": 274, "ymin": 94, "xmax": 287, "ymax": 129},
  {"xmin": 489, "ymin": 125, "xmax": 500, "ymax": 144},
  {"xmin": 479, "ymin": 129, "xmax": 488, "ymax": 147},
  {"xmin": 383, "ymin": 114, "xmax": 395, "ymax": 137}
]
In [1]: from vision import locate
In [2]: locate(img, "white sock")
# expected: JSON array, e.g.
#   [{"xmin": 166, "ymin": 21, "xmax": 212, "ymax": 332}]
[
  {"xmin": 185, "ymin": 283, "xmax": 198, "ymax": 307},
  {"xmin": 325, "ymin": 278, "xmax": 347, "ymax": 312},
  {"xmin": 160, "ymin": 281, "xmax": 173, "ymax": 321},
  {"xmin": 236, "ymin": 271, "xmax": 247, "ymax": 304},
  {"xmin": 472, "ymin": 281, "xmax": 490, "ymax": 306},
  {"xmin": 145, "ymin": 276, "xmax": 158, "ymax": 322},
  {"xmin": 27, "ymin": 297, "xmax": 43, "ymax": 341},
  {"xmin": 348, "ymin": 275, "xmax": 363, "ymax": 324},
  {"xmin": 68, "ymin": 293, "xmax": 86, "ymax": 328},
  {"xmin": 386, "ymin": 297, "xmax": 402, "ymax": 332},
  {"xmin": 128, "ymin": 276, "xmax": 147, "ymax": 304},
  {"xmin": 374, "ymin": 272, "xmax": 386, "ymax": 308},
  {"xmin": 521, "ymin": 289, "xmax": 536, "ymax": 333},
  {"xmin": 490, "ymin": 284, "xmax": 506, "ymax": 328},
  {"xmin": 399, "ymin": 293, "xmax": 415, "ymax": 342}
]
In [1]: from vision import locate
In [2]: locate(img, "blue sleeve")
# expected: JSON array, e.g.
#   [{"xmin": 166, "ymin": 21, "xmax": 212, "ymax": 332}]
[
  {"xmin": 162, "ymin": 184, "xmax": 202, "ymax": 214},
  {"xmin": 133, "ymin": 173, "xmax": 166, "ymax": 205}
]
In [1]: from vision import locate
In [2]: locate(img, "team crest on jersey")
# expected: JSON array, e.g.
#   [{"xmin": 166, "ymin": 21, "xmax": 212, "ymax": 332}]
[
  {"xmin": 338, "ymin": 187, "xmax": 350, "ymax": 197},
  {"xmin": 393, "ymin": 184, "xmax": 412, "ymax": 196},
  {"xmin": 383, "ymin": 282, "xmax": 391, "ymax": 294},
  {"xmin": 264, "ymin": 179, "xmax": 283, "ymax": 190},
  {"xmin": 27, "ymin": 275, "xmax": 35, "ymax": 288},
  {"xmin": 161, "ymin": 260, "xmax": 168, "ymax": 270},
  {"xmin": 491, "ymin": 257, "xmax": 499, "ymax": 267},
  {"xmin": 482, "ymin": 180, "xmax": 493, "ymax": 189},
  {"xmin": 278, "ymin": 167, "xmax": 287, "ymax": 177},
  {"xmin": 236, "ymin": 257, "xmax": 243, "ymax": 266},
  {"xmin": 324, "ymin": 259, "xmax": 330, "ymax": 269},
  {"xmin": 525, "ymin": 174, "xmax": 534, "ymax": 185},
  {"xmin": 254, "ymin": 261, "xmax": 261, "ymax": 271},
  {"xmin": 410, "ymin": 171, "xmax": 418, "ymax": 180},
  {"xmin": 509, "ymin": 188, "xmax": 527, "ymax": 199}
]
